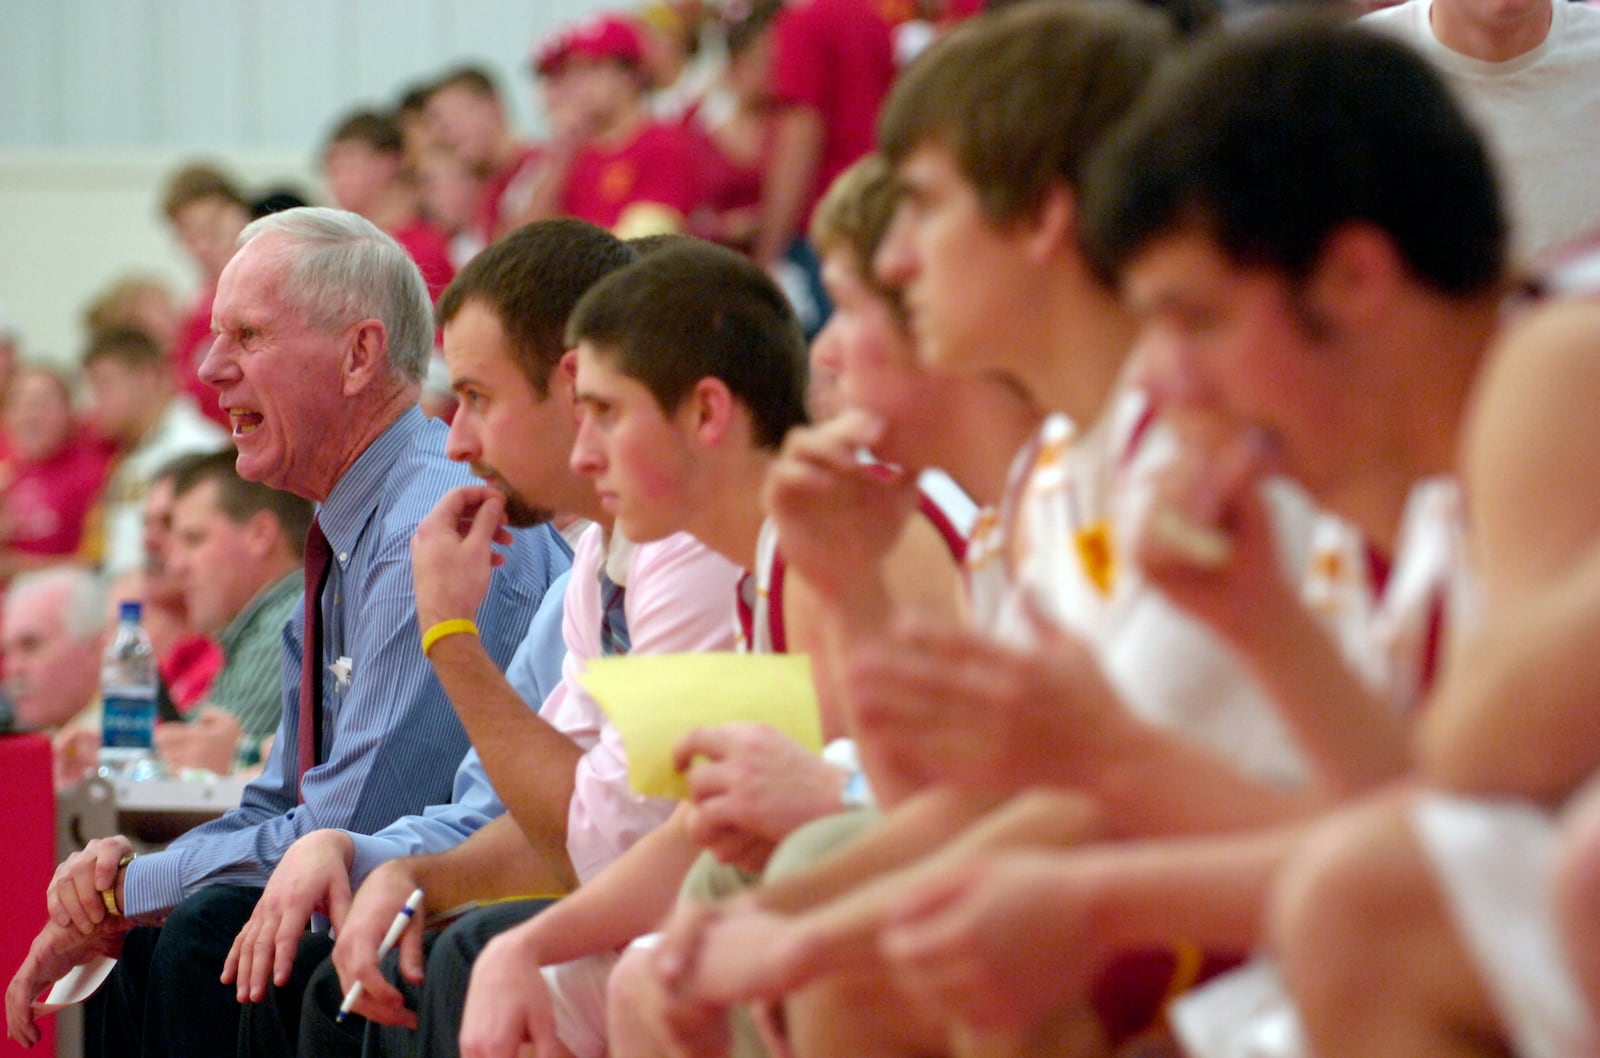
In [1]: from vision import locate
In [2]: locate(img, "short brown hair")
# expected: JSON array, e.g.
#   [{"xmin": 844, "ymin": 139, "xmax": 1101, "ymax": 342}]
[
  {"xmin": 432, "ymin": 66, "xmax": 500, "ymax": 100},
  {"xmin": 626, "ymin": 232, "xmax": 697, "ymax": 258},
  {"xmin": 168, "ymin": 450, "xmax": 313, "ymax": 556},
  {"xmin": 809, "ymin": 155, "xmax": 904, "ymax": 319},
  {"xmin": 83, "ymin": 275, "xmax": 171, "ymax": 339},
  {"xmin": 567, "ymin": 241, "xmax": 807, "ymax": 450},
  {"xmin": 326, "ymin": 110, "xmax": 405, "ymax": 155},
  {"xmin": 437, "ymin": 219, "xmax": 638, "ymax": 396},
  {"xmin": 82, "ymin": 327, "xmax": 165, "ymax": 374},
  {"xmin": 879, "ymin": 0, "xmax": 1172, "ymax": 227},
  {"xmin": 161, "ymin": 163, "xmax": 248, "ymax": 222}
]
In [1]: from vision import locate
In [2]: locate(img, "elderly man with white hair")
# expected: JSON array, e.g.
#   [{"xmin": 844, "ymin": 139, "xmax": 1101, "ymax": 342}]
[
  {"xmin": 5, "ymin": 208, "xmax": 570, "ymax": 1056},
  {"xmin": 2, "ymin": 566, "xmax": 109, "ymax": 785}
]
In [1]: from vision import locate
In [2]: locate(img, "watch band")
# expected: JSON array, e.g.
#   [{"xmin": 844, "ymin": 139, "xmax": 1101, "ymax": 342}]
[{"xmin": 100, "ymin": 852, "xmax": 137, "ymax": 917}]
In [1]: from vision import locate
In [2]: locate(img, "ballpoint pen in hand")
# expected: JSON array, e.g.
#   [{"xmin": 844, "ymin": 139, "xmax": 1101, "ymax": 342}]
[{"xmin": 336, "ymin": 887, "xmax": 424, "ymax": 1022}]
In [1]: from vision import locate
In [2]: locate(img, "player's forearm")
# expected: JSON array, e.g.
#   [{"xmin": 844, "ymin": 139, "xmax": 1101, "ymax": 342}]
[
  {"xmin": 518, "ymin": 810, "xmax": 703, "ymax": 967},
  {"xmin": 744, "ymin": 793, "xmax": 1095, "ymax": 986},
  {"xmin": 1072, "ymin": 823, "xmax": 1307, "ymax": 956},
  {"xmin": 1238, "ymin": 601, "xmax": 1412, "ymax": 796},
  {"xmin": 1421, "ymin": 554, "xmax": 1600, "ymax": 801},
  {"xmin": 857, "ymin": 516, "xmax": 972, "ymax": 805},
  {"xmin": 405, "ymin": 814, "xmax": 573, "ymax": 908},
  {"xmin": 428, "ymin": 634, "xmax": 583, "ymax": 874},
  {"xmin": 780, "ymin": 562, "xmax": 922, "ymax": 812},
  {"xmin": 1084, "ymin": 721, "xmax": 1327, "ymax": 838}
]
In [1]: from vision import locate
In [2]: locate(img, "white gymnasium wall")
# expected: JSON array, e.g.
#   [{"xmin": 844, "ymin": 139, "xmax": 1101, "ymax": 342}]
[
  {"xmin": 0, "ymin": 0, "xmax": 604, "ymax": 366},
  {"xmin": 0, "ymin": 152, "xmax": 313, "ymax": 366}
]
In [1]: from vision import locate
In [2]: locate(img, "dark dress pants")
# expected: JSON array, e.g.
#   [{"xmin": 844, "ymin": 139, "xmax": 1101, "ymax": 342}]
[{"xmin": 84, "ymin": 884, "xmax": 262, "ymax": 1058}]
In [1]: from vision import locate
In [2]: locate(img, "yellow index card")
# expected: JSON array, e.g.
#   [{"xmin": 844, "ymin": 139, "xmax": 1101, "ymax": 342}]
[{"xmin": 578, "ymin": 652, "xmax": 823, "ymax": 799}]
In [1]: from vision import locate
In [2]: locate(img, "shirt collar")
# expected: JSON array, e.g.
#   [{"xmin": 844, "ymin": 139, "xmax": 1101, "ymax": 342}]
[
  {"xmin": 315, "ymin": 406, "xmax": 424, "ymax": 559},
  {"xmin": 218, "ymin": 569, "xmax": 305, "ymax": 653}
]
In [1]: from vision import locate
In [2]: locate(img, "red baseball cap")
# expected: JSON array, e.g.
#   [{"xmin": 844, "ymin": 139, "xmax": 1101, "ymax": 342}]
[{"xmin": 533, "ymin": 13, "xmax": 647, "ymax": 76}]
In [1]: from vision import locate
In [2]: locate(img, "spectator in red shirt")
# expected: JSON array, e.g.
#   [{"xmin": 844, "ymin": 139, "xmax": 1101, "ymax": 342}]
[
  {"xmin": 515, "ymin": 12, "xmax": 710, "ymax": 237},
  {"xmin": 161, "ymin": 164, "xmax": 252, "ymax": 432},
  {"xmin": 684, "ymin": 0, "xmax": 786, "ymax": 252},
  {"xmin": 415, "ymin": 143, "xmax": 487, "ymax": 272},
  {"xmin": 426, "ymin": 65, "xmax": 543, "ymax": 247},
  {"xmin": 0, "ymin": 366, "xmax": 115, "ymax": 582},
  {"xmin": 754, "ymin": 0, "xmax": 897, "ymax": 334},
  {"xmin": 321, "ymin": 109, "xmax": 456, "ymax": 301}
]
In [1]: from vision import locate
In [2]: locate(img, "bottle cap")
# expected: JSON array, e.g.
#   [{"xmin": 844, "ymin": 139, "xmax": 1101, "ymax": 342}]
[{"xmin": 118, "ymin": 599, "xmax": 142, "ymax": 623}]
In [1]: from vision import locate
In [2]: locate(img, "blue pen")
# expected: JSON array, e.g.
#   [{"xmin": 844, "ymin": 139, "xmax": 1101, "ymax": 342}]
[{"xmin": 336, "ymin": 887, "xmax": 424, "ymax": 1022}]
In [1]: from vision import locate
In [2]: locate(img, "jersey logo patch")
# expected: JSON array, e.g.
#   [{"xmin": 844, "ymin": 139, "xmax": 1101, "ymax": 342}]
[
  {"xmin": 601, "ymin": 159, "xmax": 639, "ymax": 203},
  {"xmin": 1075, "ymin": 520, "xmax": 1116, "ymax": 597}
]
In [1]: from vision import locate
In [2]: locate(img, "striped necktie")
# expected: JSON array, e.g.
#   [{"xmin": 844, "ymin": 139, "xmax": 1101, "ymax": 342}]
[
  {"xmin": 598, "ymin": 571, "xmax": 630, "ymax": 656},
  {"xmin": 297, "ymin": 517, "xmax": 332, "ymax": 802}
]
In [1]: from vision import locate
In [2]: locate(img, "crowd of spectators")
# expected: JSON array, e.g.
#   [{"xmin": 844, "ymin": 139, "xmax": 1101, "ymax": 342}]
[{"xmin": 0, "ymin": 0, "xmax": 935, "ymax": 759}]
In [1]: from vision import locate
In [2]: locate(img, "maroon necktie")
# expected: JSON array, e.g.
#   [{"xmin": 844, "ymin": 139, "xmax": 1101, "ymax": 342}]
[{"xmin": 297, "ymin": 517, "xmax": 332, "ymax": 802}]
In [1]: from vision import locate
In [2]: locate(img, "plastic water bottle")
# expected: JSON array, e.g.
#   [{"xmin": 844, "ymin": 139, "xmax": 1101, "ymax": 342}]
[{"xmin": 98, "ymin": 600, "xmax": 162, "ymax": 781}]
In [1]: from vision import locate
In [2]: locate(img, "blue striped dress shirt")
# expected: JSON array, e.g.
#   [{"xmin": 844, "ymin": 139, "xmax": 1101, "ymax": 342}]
[
  {"xmin": 122, "ymin": 407, "xmax": 570, "ymax": 917},
  {"xmin": 344, "ymin": 568, "xmax": 572, "ymax": 884}
]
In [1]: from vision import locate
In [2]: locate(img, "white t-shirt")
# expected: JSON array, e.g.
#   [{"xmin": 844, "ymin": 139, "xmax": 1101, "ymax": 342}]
[
  {"xmin": 1362, "ymin": 0, "xmax": 1600, "ymax": 264},
  {"xmin": 101, "ymin": 397, "xmax": 229, "ymax": 577}
]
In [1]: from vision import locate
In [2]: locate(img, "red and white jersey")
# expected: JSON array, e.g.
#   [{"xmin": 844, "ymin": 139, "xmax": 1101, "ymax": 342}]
[
  {"xmin": 1179, "ymin": 239, "xmax": 1593, "ymax": 1058},
  {"xmin": 969, "ymin": 385, "xmax": 1323, "ymax": 786},
  {"xmin": 736, "ymin": 470, "xmax": 978, "ymax": 656},
  {"xmin": 968, "ymin": 391, "xmax": 1159, "ymax": 639},
  {"xmin": 1304, "ymin": 477, "xmax": 1475, "ymax": 712},
  {"xmin": 914, "ymin": 467, "xmax": 979, "ymax": 565},
  {"xmin": 736, "ymin": 519, "xmax": 788, "ymax": 656}
]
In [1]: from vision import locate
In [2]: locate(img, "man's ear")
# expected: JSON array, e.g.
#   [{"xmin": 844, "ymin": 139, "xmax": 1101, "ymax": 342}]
[
  {"xmin": 242, "ymin": 509, "xmax": 281, "ymax": 563},
  {"xmin": 341, "ymin": 319, "xmax": 390, "ymax": 396},
  {"xmin": 1023, "ymin": 181, "xmax": 1078, "ymax": 265},
  {"xmin": 545, "ymin": 350, "xmax": 581, "ymax": 417},
  {"xmin": 554, "ymin": 349, "xmax": 581, "ymax": 398},
  {"xmin": 683, "ymin": 376, "xmax": 737, "ymax": 447},
  {"xmin": 1309, "ymin": 222, "xmax": 1406, "ymax": 330}
]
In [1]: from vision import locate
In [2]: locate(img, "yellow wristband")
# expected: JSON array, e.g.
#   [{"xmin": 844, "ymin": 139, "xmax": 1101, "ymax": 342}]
[{"xmin": 421, "ymin": 618, "xmax": 479, "ymax": 657}]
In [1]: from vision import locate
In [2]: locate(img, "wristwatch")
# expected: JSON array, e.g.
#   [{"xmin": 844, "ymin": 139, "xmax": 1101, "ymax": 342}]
[
  {"xmin": 839, "ymin": 768, "xmax": 875, "ymax": 811},
  {"xmin": 100, "ymin": 853, "xmax": 137, "ymax": 917}
]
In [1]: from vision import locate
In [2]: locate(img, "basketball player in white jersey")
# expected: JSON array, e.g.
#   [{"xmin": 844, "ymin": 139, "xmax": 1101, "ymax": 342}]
[
  {"xmin": 633, "ymin": 14, "xmax": 1512, "ymax": 1058},
  {"xmin": 450, "ymin": 239, "xmax": 972, "ymax": 1058}
]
